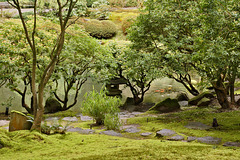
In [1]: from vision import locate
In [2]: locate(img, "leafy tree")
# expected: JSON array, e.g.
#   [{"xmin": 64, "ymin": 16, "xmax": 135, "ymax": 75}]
[
  {"xmin": 98, "ymin": 43, "xmax": 158, "ymax": 105},
  {"xmin": 128, "ymin": 0, "xmax": 240, "ymax": 109},
  {"xmin": 191, "ymin": 0, "xmax": 240, "ymax": 108},
  {"xmin": 6, "ymin": 0, "xmax": 80, "ymax": 131},
  {"xmin": 128, "ymin": 0, "xmax": 200, "ymax": 96},
  {"xmin": 51, "ymin": 30, "xmax": 104, "ymax": 111}
]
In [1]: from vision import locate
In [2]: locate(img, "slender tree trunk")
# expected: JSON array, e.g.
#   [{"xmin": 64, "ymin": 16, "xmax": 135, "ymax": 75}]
[{"xmin": 212, "ymin": 78, "xmax": 231, "ymax": 109}]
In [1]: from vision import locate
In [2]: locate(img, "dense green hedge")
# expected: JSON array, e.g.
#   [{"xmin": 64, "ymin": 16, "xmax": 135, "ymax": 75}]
[{"xmin": 83, "ymin": 19, "xmax": 117, "ymax": 39}]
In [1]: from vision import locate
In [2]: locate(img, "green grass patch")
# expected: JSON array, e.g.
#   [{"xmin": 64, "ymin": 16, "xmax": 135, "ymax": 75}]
[{"xmin": 0, "ymin": 129, "xmax": 240, "ymax": 160}]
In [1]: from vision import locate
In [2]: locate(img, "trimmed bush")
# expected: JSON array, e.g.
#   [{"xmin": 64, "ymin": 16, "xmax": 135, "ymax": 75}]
[
  {"xmin": 83, "ymin": 19, "xmax": 117, "ymax": 39},
  {"xmin": 81, "ymin": 89, "xmax": 121, "ymax": 125}
]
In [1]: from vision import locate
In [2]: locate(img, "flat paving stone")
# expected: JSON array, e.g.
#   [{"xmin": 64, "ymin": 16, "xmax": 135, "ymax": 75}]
[
  {"xmin": 67, "ymin": 127, "xmax": 83, "ymax": 132},
  {"xmin": 187, "ymin": 136, "xmax": 198, "ymax": 142},
  {"xmin": 223, "ymin": 142, "xmax": 240, "ymax": 147},
  {"xmin": 45, "ymin": 117, "xmax": 60, "ymax": 121},
  {"xmin": 124, "ymin": 127, "xmax": 141, "ymax": 133},
  {"xmin": 141, "ymin": 132, "xmax": 152, "ymax": 137},
  {"xmin": 80, "ymin": 116, "xmax": 93, "ymax": 121},
  {"xmin": 156, "ymin": 129, "xmax": 176, "ymax": 137},
  {"xmin": 67, "ymin": 127, "xmax": 95, "ymax": 134},
  {"xmin": 62, "ymin": 117, "xmax": 78, "ymax": 122},
  {"xmin": 0, "ymin": 120, "xmax": 9, "ymax": 126},
  {"xmin": 100, "ymin": 130, "xmax": 122, "ymax": 137},
  {"xmin": 168, "ymin": 135, "xmax": 185, "ymax": 141},
  {"xmin": 185, "ymin": 122, "xmax": 212, "ymax": 130},
  {"xmin": 197, "ymin": 136, "xmax": 222, "ymax": 145}
]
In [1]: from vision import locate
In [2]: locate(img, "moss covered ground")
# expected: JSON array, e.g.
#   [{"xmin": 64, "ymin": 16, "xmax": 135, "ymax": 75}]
[{"xmin": 1, "ymin": 107, "xmax": 240, "ymax": 160}]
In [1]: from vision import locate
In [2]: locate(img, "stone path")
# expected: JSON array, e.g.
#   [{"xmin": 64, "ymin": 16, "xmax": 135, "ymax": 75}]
[{"xmin": 0, "ymin": 120, "xmax": 9, "ymax": 127}]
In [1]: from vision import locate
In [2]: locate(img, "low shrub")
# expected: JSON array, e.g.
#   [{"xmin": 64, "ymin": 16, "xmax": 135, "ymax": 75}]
[
  {"xmin": 83, "ymin": 19, "xmax": 117, "ymax": 39},
  {"xmin": 104, "ymin": 113, "xmax": 121, "ymax": 130},
  {"xmin": 81, "ymin": 89, "xmax": 121, "ymax": 126}
]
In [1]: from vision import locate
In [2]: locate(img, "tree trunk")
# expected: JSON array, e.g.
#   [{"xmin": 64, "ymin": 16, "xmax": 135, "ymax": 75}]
[{"xmin": 212, "ymin": 78, "xmax": 231, "ymax": 109}]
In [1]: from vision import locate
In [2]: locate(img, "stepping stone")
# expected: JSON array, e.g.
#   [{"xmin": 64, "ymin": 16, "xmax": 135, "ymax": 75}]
[
  {"xmin": 187, "ymin": 136, "xmax": 198, "ymax": 142},
  {"xmin": 168, "ymin": 135, "xmax": 184, "ymax": 141},
  {"xmin": 100, "ymin": 130, "xmax": 122, "ymax": 137},
  {"xmin": 45, "ymin": 117, "xmax": 60, "ymax": 121},
  {"xmin": 197, "ymin": 136, "xmax": 222, "ymax": 145},
  {"xmin": 223, "ymin": 142, "xmax": 240, "ymax": 147},
  {"xmin": 62, "ymin": 117, "xmax": 78, "ymax": 122},
  {"xmin": 141, "ymin": 132, "xmax": 152, "ymax": 137},
  {"xmin": 67, "ymin": 127, "xmax": 95, "ymax": 134},
  {"xmin": 0, "ymin": 120, "xmax": 9, "ymax": 126},
  {"xmin": 124, "ymin": 127, "xmax": 141, "ymax": 133},
  {"xmin": 156, "ymin": 129, "xmax": 176, "ymax": 137},
  {"xmin": 80, "ymin": 116, "xmax": 93, "ymax": 121},
  {"xmin": 185, "ymin": 122, "xmax": 212, "ymax": 130},
  {"xmin": 67, "ymin": 127, "xmax": 83, "ymax": 132}
]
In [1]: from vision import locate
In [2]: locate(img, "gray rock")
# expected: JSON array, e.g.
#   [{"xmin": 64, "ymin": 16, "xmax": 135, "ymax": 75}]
[
  {"xmin": 185, "ymin": 122, "xmax": 212, "ymax": 130},
  {"xmin": 67, "ymin": 127, "xmax": 83, "ymax": 132},
  {"xmin": 178, "ymin": 101, "xmax": 188, "ymax": 107},
  {"xmin": 124, "ymin": 127, "xmax": 141, "ymax": 133},
  {"xmin": 78, "ymin": 129, "xmax": 95, "ymax": 134},
  {"xmin": 67, "ymin": 127, "xmax": 95, "ymax": 134},
  {"xmin": 156, "ymin": 129, "xmax": 176, "ymax": 137},
  {"xmin": 80, "ymin": 116, "xmax": 93, "ymax": 121},
  {"xmin": 0, "ymin": 120, "xmax": 10, "ymax": 127},
  {"xmin": 168, "ymin": 135, "xmax": 185, "ymax": 141},
  {"xmin": 100, "ymin": 130, "xmax": 122, "ymax": 137},
  {"xmin": 141, "ymin": 132, "xmax": 152, "ymax": 137},
  {"xmin": 223, "ymin": 142, "xmax": 240, "ymax": 147},
  {"xmin": 197, "ymin": 136, "xmax": 222, "ymax": 145},
  {"xmin": 62, "ymin": 117, "xmax": 78, "ymax": 122},
  {"xmin": 45, "ymin": 117, "xmax": 60, "ymax": 121},
  {"xmin": 187, "ymin": 136, "xmax": 198, "ymax": 142}
]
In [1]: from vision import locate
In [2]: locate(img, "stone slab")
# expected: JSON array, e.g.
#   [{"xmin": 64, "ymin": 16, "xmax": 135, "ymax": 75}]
[
  {"xmin": 124, "ymin": 127, "xmax": 141, "ymax": 133},
  {"xmin": 185, "ymin": 122, "xmax": 212, "ymax": 130},
  {"xmin": 197, "ymin": 136, "xmax": 222, "ymax": 145},
  {"xmin": 223, "ymin": 142, "xmax": 240, "ymax": 147},
  {"xmin": 156, "ymin": 129, "xmax": 176, "ymax": 137},
  {"xmin": 62, "ymin": 117, "xmax": 78, "ymax": 122},
  {"xmin": 100, "ymin": 130, "xmax": 122, "ymax": 137},
  {"xmin": 168, "ymin": 135, "xmax": 185, "ymax": 141},
  {"xmin": 141, "ymin": 132, "xmax": 152, "ymax": 137}
]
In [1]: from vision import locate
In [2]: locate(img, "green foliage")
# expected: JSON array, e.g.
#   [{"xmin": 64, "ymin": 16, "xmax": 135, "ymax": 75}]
[
  {"xmin": 91, "ymin": 0, "xmax": 110, "ymax": 20},
  {"xmin": 104, "ymin": 113, "xmax": 121, "ymax": 130},
  {"xmin": 121, "ymin": 14, "xmax": 137, "ymax": 35},
  {"xmin": 86, "ymin": 0, "xmax": 97, "ymax": 7},
  {"xmin": 41, "ymin": 118, "xmax": 70, "ymax": 135},
  {"xmin": 83, "ymin": 19, "xmax": 117, "ymax": 39},
  {"xmin": 1, "ymin": 96, "xmax": 14, "ymax": 108},
  {"xmin": 81, "ymin": 89, "xmax": 121, "ymax": 125}
]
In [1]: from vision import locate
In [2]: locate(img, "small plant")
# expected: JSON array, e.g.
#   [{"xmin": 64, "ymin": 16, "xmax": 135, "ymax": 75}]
[
  {"xmin": 81, "ymin": 89, "xmax": 121, "ymax": 126},
  {"xmin": 104, "ymin": 113, "xmax": 121, "ymax": 130},
  {"xmin": 41, "ymin": 118, "xmax": 71, "ymax": 135}
]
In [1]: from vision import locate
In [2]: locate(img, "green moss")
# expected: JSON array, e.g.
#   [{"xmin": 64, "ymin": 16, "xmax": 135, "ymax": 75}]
[
  {"xmin": 0, "ymin": 130, "xmax": 240, "ymax": 159},
  {"xmin": 149, "ymin": 98, "xmax": 180, "ymax": 113},
  {"xmin": 188, "ymin": 91, "xmax": 214, "ymax": 105},
  {"xmin": 11, "ymin": 110, "xmax": 27, "ymax": 117}
]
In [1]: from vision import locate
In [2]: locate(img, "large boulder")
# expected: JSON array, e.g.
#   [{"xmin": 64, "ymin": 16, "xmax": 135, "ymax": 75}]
[
  {"xmin": 44, "ymin": 98, "xmax": 62, "ymax": 114},
  {"xmin": 9, "ymin": 110, "xmax": 32, "ymax": 132},
  {"xmin": 188, "ymin": 91, "xmax": 214, "ymax": 105},
  {"xmin": 176, "ymin": 92, "xmax": 189, "ymax": 101},
  {"xmin": 197, "ymin": 97, "xmax": 211, "ymax": 107},
  {"xmin": 149, "ymin": 98, "xmax": 180, "ymax": 113}
]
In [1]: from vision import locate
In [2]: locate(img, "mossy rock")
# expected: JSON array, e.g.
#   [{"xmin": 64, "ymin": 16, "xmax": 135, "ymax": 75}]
[
  {"xmin": 44, "ymin": 98, "xmax": 62, "ymax": 114},
  {"xmin": 149, "ymin": 98, "xmax": 180, "ymax": 113},
  {"xmin": 176, "ymin": 92, "xmax": 189, "ymax": 101},
  {"xmin": 188, "ymin": 91, "xmax": 214, "ymax": 105},
  {"xmin": 197, "ymin": 97, "xmax": 211, "ymax": 107},
  {"xmin": 9, "ymin": 110, "xmax": 33, "ymax": 132}
]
